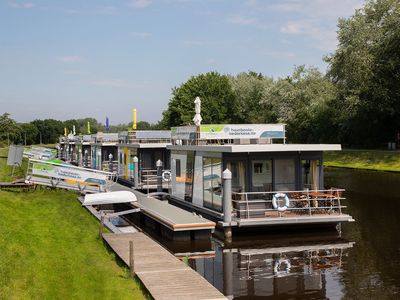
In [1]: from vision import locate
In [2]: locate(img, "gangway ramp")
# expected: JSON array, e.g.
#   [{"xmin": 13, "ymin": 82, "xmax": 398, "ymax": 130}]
[
  {"xmin": 110, "ymin": 183, "xmax": 216, "ymax": 238},
  {"xmin": 25, "ymin": 159, "xmax": 115, "ymax": 193}
]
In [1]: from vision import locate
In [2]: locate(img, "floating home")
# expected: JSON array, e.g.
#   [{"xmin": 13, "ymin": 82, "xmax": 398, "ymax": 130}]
[
  {"xmin": 59, "ymin": 130, "xmax": 171, "ymax": 187},
  {"xmin": 117, "ymin": 130, "xmax": 171, "ymax": 185},
  {"xmin": 168, "ymin": 124, "xmax": 354, "ymax": 236}
]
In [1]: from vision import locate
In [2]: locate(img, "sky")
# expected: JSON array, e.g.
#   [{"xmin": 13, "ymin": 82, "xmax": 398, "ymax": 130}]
[{"xmin": 0, "ymin": 0, "xmax": 364, "ymax": 125}]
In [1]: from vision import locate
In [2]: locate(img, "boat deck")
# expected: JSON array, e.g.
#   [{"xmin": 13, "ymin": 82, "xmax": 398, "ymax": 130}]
[
  {"xmin": 102, "ymin": 232, "xmax": 226, "ymax": 300},
  {"xmin": 233, "ymin": 214, "xmax": 354, "ymax": 227},
  {"xmin": 109, "ymin": 183, "xmax": 216, "ymax": 232}
]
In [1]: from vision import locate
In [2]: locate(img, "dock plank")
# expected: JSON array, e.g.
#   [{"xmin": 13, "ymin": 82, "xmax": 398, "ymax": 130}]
[{"xmin": 103, "ymin": 233, "xmax": 226, "ymax": 300}]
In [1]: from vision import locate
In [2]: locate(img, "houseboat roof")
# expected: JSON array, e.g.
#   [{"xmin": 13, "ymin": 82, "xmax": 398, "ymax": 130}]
[{"xmin": 167, "ymin": 143, "xmax": 341, "ymax": 153}]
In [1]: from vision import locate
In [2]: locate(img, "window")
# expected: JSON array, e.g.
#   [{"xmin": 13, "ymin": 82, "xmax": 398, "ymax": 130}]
[
  {"xmin": 203, "ymin": 157, "xmax": 222, "ymax": 211},
  {"xmin": 251, "ymin": 160, "xmax": 272, "ymax": 191},
  {"xmin": 176, "ymin": 159, "xmax": 181, "ymax": 177},
  {"xmin": 184, "ymin": 151, "xmax": 195, "ymax": 202},
  {"xmin": 274, "ymin": 159, "xmax": 295, "ymax": 191}
]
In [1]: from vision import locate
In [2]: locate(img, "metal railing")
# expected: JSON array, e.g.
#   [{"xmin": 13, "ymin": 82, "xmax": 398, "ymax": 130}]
[
  {"xmin": 140, "ymin": 169, "xmax": 171, "ymax": 192},
  {"xmin": 126, "ymin": 138, "xmax": 171, "ymax": 144},
  {"xmin": 232, "ymin": 189, "xmax": 346, "ymax": 219}
]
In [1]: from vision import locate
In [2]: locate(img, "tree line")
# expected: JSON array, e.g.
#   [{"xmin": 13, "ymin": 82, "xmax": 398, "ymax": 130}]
[
  {"xmin": 0, "ymin": 113, "xmax": 159, "ymax": 146},
  {"xmin": 1, "ymin": 0, "xmax": 398, "ymax": 148},
  {"xmin": 160, "ymin": 0, "xmax": 400, "ymax": 148}
]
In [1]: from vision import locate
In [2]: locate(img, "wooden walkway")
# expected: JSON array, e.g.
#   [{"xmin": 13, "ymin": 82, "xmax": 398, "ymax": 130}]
[{"xmin": 103, "ymin": 232, "xmax": 226, "ymax": 300}]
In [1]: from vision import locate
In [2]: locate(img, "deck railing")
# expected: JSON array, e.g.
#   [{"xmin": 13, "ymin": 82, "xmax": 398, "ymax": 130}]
[{"xmin": 232, "ymin": 189, "xmax": 346, "ymax": 219}]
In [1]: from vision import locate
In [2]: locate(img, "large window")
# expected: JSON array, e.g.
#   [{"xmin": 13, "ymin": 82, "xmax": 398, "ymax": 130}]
[
  {"xmin": 274, "ymin": 159, "xmax": 295, "ymax": 191},
  {"xmin": 203, "ymin": 157, "xmax": 222, "ymax": 211},
  {"xmin": 185, "ymin": 151, "xmax": 195, "ymax": 202},
  {"xmin": 227, "ymin": 160, "xmax": 246, "ymax": 193},
  {"xmin": 251, "ymin": 160, "xmax": 272, "ymax": 192},
  {"xmin": 301, "ymin": 159, "xmax": 320, "ymax": 190}
]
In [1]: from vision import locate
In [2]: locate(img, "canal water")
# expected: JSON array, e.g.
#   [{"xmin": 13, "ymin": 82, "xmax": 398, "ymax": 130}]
[{"xmin": 183, "ymin": 168, "xmax": 400, "ymax": 299}]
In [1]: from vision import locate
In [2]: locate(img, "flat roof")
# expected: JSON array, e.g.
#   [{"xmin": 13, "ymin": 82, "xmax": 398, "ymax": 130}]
[
  {"xmin": 117, "ymin": 143, "xmax": 170, "ymax": 149},
  {"xmin": 168, "ymin": 143, "xmax": 341, "ymax": 152}
]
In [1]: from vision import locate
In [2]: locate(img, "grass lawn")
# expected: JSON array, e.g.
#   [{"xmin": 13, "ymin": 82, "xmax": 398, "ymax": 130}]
[
  {"xmin": 324, "ymin": 149, "xmax": 400, "ymax": 172},
  {"xmin": 0, "ymin": 189, "xmax": 148, "ymax": 299},
  {"xmin": 0, "ymin": 148, "xmax": 148, "ymax": 299}
]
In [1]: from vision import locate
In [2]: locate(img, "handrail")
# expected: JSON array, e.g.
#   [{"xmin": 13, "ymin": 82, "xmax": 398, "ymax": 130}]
[{"xmin": 232, "ymin": 188, "xmax": 347, "ymax": 220}]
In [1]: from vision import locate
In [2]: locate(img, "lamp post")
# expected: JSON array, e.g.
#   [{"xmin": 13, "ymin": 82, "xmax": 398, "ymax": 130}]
[{"xmin": 109, "ymin": 153, "xmax": 113, "ymax": 173}]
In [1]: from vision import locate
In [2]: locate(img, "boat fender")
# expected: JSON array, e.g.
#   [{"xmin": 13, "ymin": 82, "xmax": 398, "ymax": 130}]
[
  {"xmin": 274, "ymin": 259, "xmax": 291, "ymax": 276},
  {"xmin": 162, "ymin": 171, "xmax": 171, "ymax": 182},
  {"xmin": 272, "ymin": 193, "xmax": 290, "ymax": 212}
]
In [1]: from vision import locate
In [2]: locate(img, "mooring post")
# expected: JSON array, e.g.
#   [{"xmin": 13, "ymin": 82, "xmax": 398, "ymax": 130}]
[
  {"xmin": 156, "ymin": 159, "xmax": 163, "ymax": 193},
  {"xmin": 222, "ymin": 168, "xmax": 233, "ymax": 240},
  {"xmin": 108, "ymin": 153, "xmax": 113, "ymax": 173},
  {"xmin": 99, "ymin": 213, "xmax": 104, "ymax": 239},
  {"xmin": 129, "ymin": 240, "xmax": 135, "ymax": 277},
  {"xmin": 133, "ymin": 156, "xmax": 139, "ymax": 188},
  {"xmin": 84, "ymin": 149, "xmax": 88, "ymax": 168}
]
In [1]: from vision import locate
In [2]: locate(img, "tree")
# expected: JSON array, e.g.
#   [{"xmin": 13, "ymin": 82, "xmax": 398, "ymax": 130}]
[
  {"xmin": 19, "ymin": 123, "xmax": 39, "ymax": 145},
  {"xmin": 160, "ymin": 72, "xmax": 237, "ymax": 128},
  {"xmin": 262, "ymin": 66, "xmax": 337, "ymax": 143},
  {"xmin": 325, "ymin": 0, "xmax": 400, "ymax": 147},
  {"xmin": 0, "ymin": 113, "xmax": 21, "ymax": 144},
  {"xmin": 229, "ymin": 71, "xmax": 274, "ymax": 123},
  {"xmin": 31, "ymin": 119, "xmax": 64, "ymax": 144}
]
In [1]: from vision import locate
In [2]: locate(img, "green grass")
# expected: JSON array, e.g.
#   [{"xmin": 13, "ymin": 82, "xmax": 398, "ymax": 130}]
[
  {"xmin": 324, "ymin": 149, "xmax": 400, "ymax": 172},
  {"xmin": 0, "ymin": 189, "xmax": 148, "ymax": 300},
  {"xmin": 0, "ymin": 147, "xmax": 27, "ymax": 182},
  {"xmin": 0, "ymin": 149, "xmax": 149, "ymax": 299}
]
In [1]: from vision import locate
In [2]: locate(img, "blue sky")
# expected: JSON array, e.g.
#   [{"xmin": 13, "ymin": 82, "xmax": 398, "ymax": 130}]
[{"xmin": 0, "ymin": 0, "xmax": 363, "ymax": 124}]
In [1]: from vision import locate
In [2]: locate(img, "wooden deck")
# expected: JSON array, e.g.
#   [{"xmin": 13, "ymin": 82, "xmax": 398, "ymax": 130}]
[{"xmin": 103, "ymin": 232, "xmax": 226, "ymax": 300}]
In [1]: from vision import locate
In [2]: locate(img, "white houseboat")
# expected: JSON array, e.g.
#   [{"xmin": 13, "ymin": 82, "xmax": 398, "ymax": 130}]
[{"xmin": 167, "ymin": 123, "xmax": 354, "ymax": 237}]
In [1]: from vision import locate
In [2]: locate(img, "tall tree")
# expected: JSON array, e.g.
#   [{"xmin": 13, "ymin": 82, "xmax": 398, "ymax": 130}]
[
  {"xmin": 326, "ymin": 0, "xmax": 400, "ymax": 147},
  {"xmin": 229, "ymin": 71, "xmax": 273, "ymax": 123},
  {"xmin": 160, "ymin": 72, "xmax": 237, "ymax": 128},
  {"xmin": 263, "ymin": 66, "xmax": 337, "ymax": 143}
]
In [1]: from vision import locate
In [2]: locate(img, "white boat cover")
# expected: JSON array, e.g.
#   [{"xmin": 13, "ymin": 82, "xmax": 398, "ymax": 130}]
[{"xmin": 83, "ymin": 191, "xmax": 137, "ymax": 206}]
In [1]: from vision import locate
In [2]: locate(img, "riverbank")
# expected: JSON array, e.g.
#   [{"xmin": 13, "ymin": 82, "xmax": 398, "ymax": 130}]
[
  {"xmin": 0, "ymin": 148, "xmax": 148, "ymax": 299},
  {"xmin": 324, "ymin": 149, "xmax": 400, "ymax": 172}
]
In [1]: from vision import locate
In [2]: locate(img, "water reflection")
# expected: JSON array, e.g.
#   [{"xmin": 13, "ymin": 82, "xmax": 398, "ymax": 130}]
[{"xmin": 188, "ymin": 233, "xmax": 353, "ymax": 299}]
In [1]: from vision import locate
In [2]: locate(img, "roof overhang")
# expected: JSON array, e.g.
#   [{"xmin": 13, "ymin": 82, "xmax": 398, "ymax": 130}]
[{"xmin": 167, "ymin": 144, "xmax": 341, "ymax": 153}]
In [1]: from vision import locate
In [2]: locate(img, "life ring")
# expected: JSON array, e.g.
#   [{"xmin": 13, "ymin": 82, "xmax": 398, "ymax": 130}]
[
  {"xmin": 272, "ymin": 193, "xmax": 290, "ymax": 212},
  {"xmin": 274, "ymin": 259, "xmax": 291, "ymax": 276},
  {"xmin": 162, "ymin": 171, "xmax": 171, "ymax": 182}
]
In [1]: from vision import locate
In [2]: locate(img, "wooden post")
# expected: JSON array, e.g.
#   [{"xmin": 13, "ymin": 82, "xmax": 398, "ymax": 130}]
[
  {"xmin": 129, "ymin": 240, "xmax": 135, "ymax": 277},
  {"xmin": 99, "ymin": 214, "xmax": 104, "ymax": 239}
]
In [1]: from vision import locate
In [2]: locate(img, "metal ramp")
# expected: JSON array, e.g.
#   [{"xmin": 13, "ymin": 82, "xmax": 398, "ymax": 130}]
[{"xmin": 25, "ymin": 159, "xmax": 116, "ymax": 193}]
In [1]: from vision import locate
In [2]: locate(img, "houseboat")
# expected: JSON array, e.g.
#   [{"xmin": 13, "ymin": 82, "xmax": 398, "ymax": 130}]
[
  {"xmin": 167, "ymin": 123, "xmax": 354, "ymax": 237},
  {"xmin": 117, "ymin": 130, "xmax": 171, "ymax": 187},
  {"xmin": 59, "ymin": 130, "xmax": 172, "ymax": 189}
]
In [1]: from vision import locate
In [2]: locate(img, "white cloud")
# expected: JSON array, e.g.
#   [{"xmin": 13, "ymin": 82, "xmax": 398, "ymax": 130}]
[
  {"xmin": 57, "ymin": 56, "xmax": 84, "ymax": 63},
  {"xmin": 94, "ymin": 6, "xmax": 117, "ymax": 15},
  {"xmin": 268, "ymin": 0, "xmax": 363, "ymax": 19},
  {"xmin": 90, "ymin": 79, "xmax": 154, "ymax": 89},
  {"xmin": 280, "ymin": 19, "xmax": 337, "ymax": 51},
  {"xmin": 264, "ymin": 51, "xmax": 296, "ymax": 58},
  {"xmin": 9, "ymin": 1, "xmax": 35, "ymax": 9},
  {"xmin": 131, "ymin": 32, "xmax": 152, "ymax": 38},
  {"xmin": 127, "ymin": 0, "xmax": 152, "ymax": 8},
  {"xmin": 91, "ymin": 79, "xmax": 131, "ymax": 88},
  {"xmin": 182, "ymin": 40, "xmax": 205, "ymax": 47},
  {"xmin": 225, "ymin": 15, "xmax": 258, "ymax": 25}
]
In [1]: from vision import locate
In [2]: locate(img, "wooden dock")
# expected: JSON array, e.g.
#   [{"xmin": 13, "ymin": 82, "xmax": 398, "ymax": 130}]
[{"xmin": 103, "ymin": 232, "xmax": 227, "ymax": 300}]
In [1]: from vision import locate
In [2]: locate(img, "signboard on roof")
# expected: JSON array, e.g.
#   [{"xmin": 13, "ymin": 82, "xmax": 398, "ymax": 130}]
[{"xmin": 199, "ymin": 124, "xmax": 285, "ymax": 139}]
